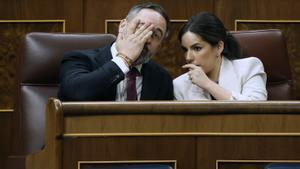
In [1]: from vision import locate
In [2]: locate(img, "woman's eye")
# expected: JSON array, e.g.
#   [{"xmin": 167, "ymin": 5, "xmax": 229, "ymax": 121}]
[{"xmin": 193, "ymin": 46, "xmax": 202, "ymax": 51}]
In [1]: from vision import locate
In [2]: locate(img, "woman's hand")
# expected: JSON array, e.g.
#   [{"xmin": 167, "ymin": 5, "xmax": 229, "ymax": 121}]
[
  {"xmin": 183, "ymin": 64, "xmax": 212, "ymax": 89},
  {"xmin": 116, "ymin": 19, "xmax": 153, "ymax": 63},
  {"xmin": 183, "ymin": 64, "xmax": 232, "ymax": 100}
]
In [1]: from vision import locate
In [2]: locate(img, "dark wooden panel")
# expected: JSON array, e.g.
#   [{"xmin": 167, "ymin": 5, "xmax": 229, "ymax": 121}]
[
  {"xmin": 83, "ymin": 0, "xmax": 214, "ymax": 33},
  {"xmin": 215, "ymin": 0, "xmax": 300, "ymax": 30},
  {"xmin": 0, "ymin": 1, "xmax": 21, "ymax": 19},
  {"xmin": 0, "ymin": 0, "xmax": 83, "ymax": 32},
  {"xmin": 146, "ymin": 0, "xmax": 214, "ymax": 19},
  {"xmin": 18, "ymin": 0, "xmax": 83, "ymax": 32},
  {"xmin": 60, "ymin": 0, "xmax": 83, "ymax": 32},
  {"xmin": 51, "ymin": 135, "xmax": 300, "ymax": 169},
  {"xmin": 0, "ymin": 112, "xmax": 12, "ymax": 169},
  {"xmin": 197, "ymin": 136, "xmax": 300, "ymax": 169},
  {"xmin": 63, "ymin": 137, "xmax": 195, "ymax": 169},
  {"xmin": 17, "ymin": 0, "xmax": 63, "ymax": 19},
  {"xmin": 83, "ymin": 0, "xmax": 137, "ymax": 33}
]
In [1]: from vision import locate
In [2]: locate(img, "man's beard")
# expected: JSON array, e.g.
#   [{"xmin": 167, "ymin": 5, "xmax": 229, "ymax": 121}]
[{"xmin": 133, "ymin": 45, "xmax": 152, "ymax": 65}]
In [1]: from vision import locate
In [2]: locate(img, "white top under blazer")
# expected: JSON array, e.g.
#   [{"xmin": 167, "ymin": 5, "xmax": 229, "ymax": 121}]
[{"xmin": 173, "ymin": 56, "xmax": 267, "ymax": 100}]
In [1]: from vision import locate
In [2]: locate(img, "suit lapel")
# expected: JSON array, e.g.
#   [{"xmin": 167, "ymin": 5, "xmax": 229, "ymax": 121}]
[{"xmin": 219, "ymin": 57, "xmax": 241, "ymax": 93}]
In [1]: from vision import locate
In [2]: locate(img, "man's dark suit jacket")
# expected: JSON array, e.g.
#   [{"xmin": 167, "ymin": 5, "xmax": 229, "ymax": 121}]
[{"xmin": 58, "ymin": 45, "xmax": 174, "ymax": 101}]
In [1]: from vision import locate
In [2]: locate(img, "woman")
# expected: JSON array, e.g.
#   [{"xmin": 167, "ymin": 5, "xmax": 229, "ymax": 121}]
[{"xmin": 173, "ymin": 12, "xmax": 267, "ymax": 100}]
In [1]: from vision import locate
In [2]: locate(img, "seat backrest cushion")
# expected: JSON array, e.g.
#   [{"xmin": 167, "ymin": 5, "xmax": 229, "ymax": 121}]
[
  {"xmin": 231, "ymin": 29, "xmax": 293, "ymax": 100},
  {"xmin": 17, "ymin": 33, "xmax": 116, "ymax": 154}
]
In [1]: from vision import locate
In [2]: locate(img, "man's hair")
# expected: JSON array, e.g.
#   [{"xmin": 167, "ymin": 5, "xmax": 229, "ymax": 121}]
[{"xmin": 126, "ymin": 2, "xmax": 170, "ymax": 38}]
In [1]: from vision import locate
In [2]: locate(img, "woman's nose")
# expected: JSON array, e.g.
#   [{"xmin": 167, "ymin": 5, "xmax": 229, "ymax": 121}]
[{"xmin": 185, "ymin": 50, "xmax": 193, "ymax": 63}]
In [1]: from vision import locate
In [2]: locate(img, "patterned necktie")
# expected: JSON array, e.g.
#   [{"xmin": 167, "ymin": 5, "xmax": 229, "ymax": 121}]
[{"xmin": 126, "ymin": 67, "xmax": 140, "ymax": 100}]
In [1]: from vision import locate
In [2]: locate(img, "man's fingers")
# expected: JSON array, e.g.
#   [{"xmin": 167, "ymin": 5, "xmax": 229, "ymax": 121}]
[
  {"xmin": 127, "ymin": 19, "xmax": 140, "ymax": 35},
  {"xmin": 138, "ymin": 24, "xmax": 153, "ymax": 40},
  {"xmin": 118, "ymin": 20, "xmax": 126, "ymax": 33},
  {"xmin": 140, "ymin": 30, "xmax": 153, "ymax": 42},
  {"xmin": 134, "ymin": 23, "xmax": 152, "ymax": 37},
  {"xmin": 132, "ymin": 24, "xmax": 147, "ymax": 38}
]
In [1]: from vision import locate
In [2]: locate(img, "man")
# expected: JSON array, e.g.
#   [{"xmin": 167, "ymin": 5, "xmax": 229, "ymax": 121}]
[{"xmin": 58, "ymin": 2, "xmax": 173, "ymax": 101}]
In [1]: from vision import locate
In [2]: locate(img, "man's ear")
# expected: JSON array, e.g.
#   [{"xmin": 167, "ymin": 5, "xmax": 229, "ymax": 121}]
[{"xmin": 216, "ymin": 41, "xmax": 224, "ymax": 57}]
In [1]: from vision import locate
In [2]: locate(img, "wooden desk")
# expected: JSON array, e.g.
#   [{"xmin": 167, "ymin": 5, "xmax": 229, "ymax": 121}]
[
  {"xmin": 26, "ymin": 98, "xmax": 300, "ymax": 169},
  {"xmin": 0, "ymin": 109, "xmax": 12, "ymax": 169}
]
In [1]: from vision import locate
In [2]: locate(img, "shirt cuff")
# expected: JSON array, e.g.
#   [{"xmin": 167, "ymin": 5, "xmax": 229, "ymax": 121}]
[{"xmin": 112, "ymin": 57, "xmax": 130, "ymax": 74}]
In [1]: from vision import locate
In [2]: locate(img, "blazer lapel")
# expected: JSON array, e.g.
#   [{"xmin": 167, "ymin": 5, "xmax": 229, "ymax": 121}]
[{"xmin": 218, "ymin": 57, "xmax": 241, "ymax": 93}]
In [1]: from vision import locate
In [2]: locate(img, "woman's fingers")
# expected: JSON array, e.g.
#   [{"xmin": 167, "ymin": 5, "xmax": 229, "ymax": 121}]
[{"xmin": 182, "ymin": 64, "xmax": 199, "ymax": 70}]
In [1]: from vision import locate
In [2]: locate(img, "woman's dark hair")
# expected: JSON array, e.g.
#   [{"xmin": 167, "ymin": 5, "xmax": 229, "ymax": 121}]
[{"xmin": 178, "ymin": 12, "xmax": 240, "ymax": 59}]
